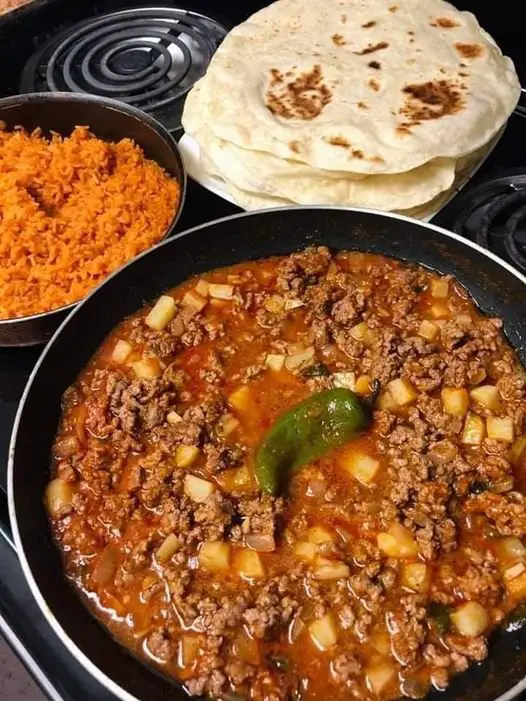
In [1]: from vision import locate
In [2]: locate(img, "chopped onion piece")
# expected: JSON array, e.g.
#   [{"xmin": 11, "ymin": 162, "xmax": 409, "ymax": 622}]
[
  {"xmin": 461, "ymin": 412, "xmax": 485, "ymax": 446},
  {"xmin": 504, "ymin": 562, "xmax": 526, "ymax": 581},
  {"xmin": 264, "ymin": 295, "xmax": 285, "ymax": 313},
  {"xmin": 182, "ymin": 289, "xmax": 207, "ymax": 315},
  {"xmin": 497, "ymin": 536, "xmax": 526, "ymax": 561},
  {"xmin": 221, "ymin": 413, "xmax": 240, "ymax": 437},
  {"xmin": 208, "ymin": 283, "xmax": 234, "ymax": 300},
  {"xmin": 244, "ymin": 533, "xmax": 276, "ymax": 552},
  {"xmin": 284, "ymin": 298, "xmax": 304, "ymax": 311},
  {"xmin": 506, "ymin": 571, "xmax": 526, "ymax": 597},
  {"xmin": 289, "ymin": 614, "xmax": 305, "ymax": 643},
  {"xmin": 45, "ymin": 478, "xmax": 74, "ymax": 517}
]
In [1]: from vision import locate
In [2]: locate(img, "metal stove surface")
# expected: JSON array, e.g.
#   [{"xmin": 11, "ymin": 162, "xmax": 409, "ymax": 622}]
[{"xmin": 0, "ymin": 0, "xmax": 525, "ymax": 698}]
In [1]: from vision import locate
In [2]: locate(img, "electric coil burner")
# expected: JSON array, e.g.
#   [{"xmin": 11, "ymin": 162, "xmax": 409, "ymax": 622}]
[
  {"xmin": 439, "ymin": 174, "xmax": 526, "ymax": 274},
  {"xmin": 19, "ymin": 7, "xmax": 228, "ymax": 132}
]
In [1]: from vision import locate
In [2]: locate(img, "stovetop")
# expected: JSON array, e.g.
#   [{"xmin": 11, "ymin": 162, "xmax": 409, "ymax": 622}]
[{"xmin": 0, "ymin": 0, "xmax": 525, "ymax": 699}]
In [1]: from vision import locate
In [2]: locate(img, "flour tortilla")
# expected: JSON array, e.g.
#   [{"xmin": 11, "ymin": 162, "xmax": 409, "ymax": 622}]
[
  {"xmin": 195, "ymin": 124, "xmax": 457, "ymax": 210},
  {"xmin": 183, "ymin": 0, "xmax": 519, "ymax": 175}
]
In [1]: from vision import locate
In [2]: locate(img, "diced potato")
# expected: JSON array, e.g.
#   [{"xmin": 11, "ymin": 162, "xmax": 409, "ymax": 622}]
[
  {"xmin": 429, "ymin": 302, "xmax": 449, "ymax": 319},
  {"xmin": 235, "ymin": 549, "xmax": 265, "ymax": 579},
  {"xmin": 111, "ymin": 339, "xmax": 133, "ymax": 364},
  {"xmin": 294, "ymin": 541, "xmax": 318, "ymax": 562},
  {"xmin": 221, "ymin": 413, "xmax": 240, "ymax": 437},
  {"xmin": 285, "ymin": 347, "xmax": 315, "ymax": 371},
  {"xmin": 309, "ymin": 613, "xmax": 339, "ymax": 650},
  {"xmin": 284, "ymin": 298, "xmax": 304, "ymax": 311},
  {"xmin": 180, "ymin": 634, "xmax": 201, "ymax": 668},
  {"xmin": 208, "ymin": 283, "xmax": 234, "ymax": 300},
  {"xmin": 377, "ymin": 523, "xmax": 418, "ymax": 558},
  {"xmin": 265, "ymin": 354, "xmax": 285, "ymax": 371},
  {"xmin": 441, "ymin": 387, "xmax": 469, "ymax": 417},
  {"xmin": 176, "ymin": 445, "xmax": 200, "ymax": 468},
  {"xmin": 45, "ymin": 478, "xmax": 74, "ymax": 517},
  {"xmin": 497, "ymin": 537, "xmax": 526, "ymax": 562},
  {"xmin": 401, "ymin": 563, "xmax": 430, "ymax": 592},
  {"xmin": 182, "ymin": 289, "xmax": 207, "ymax": 314},
  {"xmin": 232, "ymin": 631, "xmax": 261, "ymax": 664},
  {"xmin": 377, "ymin": 391, "xmax": 397, "ymax": 411},
  {"xmin": 167, "ymin": 411, "xmax": 183, "ymax": 425},
  {"xmin": 431, "ymin": 278, "xmax": 449, "ymax": 299},
  {"xmin": 350, "ymin": 322, "xmax": 369, "ymax": 342},
  {"xmin": 132, "ymin": 358, "xmax": 160, "ymax": 379},
  {"xmin": 387, "ymin": 378, "xmax": 417, "ymax": 406},
  {"xmin": 264, "ymin": 294, "xmax": 285, "ymax": 313},
  {"xmin": 198, "ymin": 541, "xmax": 230, "ymax": 572},
  {"xmin": 487, "ymin": 416, "xmax": 514, "ymax": 443},
  {"xmin": 229, "ymin": 386, "xmax": 251, "ymax": 412},
  {"xmin": 194, "ymin": 279, "xmax": 209, "ymax": 296},
  {"xmin": 504, "ymin": 562, "xmax": 526, "ymax": 582},
  {"xmin": 355, "ymin": 375, "xmax": 372, "ymax": 395},
  {"xmin": 470, "ymin": 385, "xmax": 500, "ymax": 411},
  {"xmin": 332, "ymin": 372, "xmax": 356, "ymax": 391},
  {"xmin": 156, "ymin": 533, "xmax": 179, "ymax": 563},
  {"xmin": 342, "ymin": 452, "xmax": 380, "ymax": 486},
  {"xmin": 461, "ymin": 412, "xmax": 485, "ymax": 446},
  {"xmin": 306, "ymin": 526, "xmax": 334, "ymax": 544},
  {"xmin": 451, "ymin": 601, "xmax": 489, "ymax": 637},
  {"xmin": 313, "ymin": 561, "xmax": 350, "ymax": 580},
  {"xmin": 470, "ymin": 368, "xmax": 487, "ymax": 386},
  {"xmin": 217, "ymin": 465, "xmax": 252, "ymax": 492},
  {"xmin": 366, "ymin": 663, "xmax": 396, "ymax": 694},
  {"xmin": 418, "ymin": 320, "xmax": 439, "ymax": 341},
  {"xmin": 145, "ymin": 295, "xmax": 176, "ymax": 331},
  {"xmin": 511, "ymin": 436, "xmax": 526, "ymax": 466},
  {"xmin": 506, "ymin": 571, "xmax": 526, "ymax": 598},
  {"xmin": 184, "ymin": 474, "xmax": 215, "ymax": 502}
]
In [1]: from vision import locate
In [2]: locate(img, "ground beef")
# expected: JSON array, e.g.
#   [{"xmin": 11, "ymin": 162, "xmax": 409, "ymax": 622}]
[
  {"xmin": 386, "ymin": 595, "xmax": 427, "ymax": 665},
  {"xmin": 330, "ymin": 653, "xmax": 362, "ymax": 683},
  {"xmin": 238, "ymin": 494, "xmax": 285, "ymax": 537},
  {"xmin": 466, "ymin": 492, "xmax": 526, "ymax": 537}
]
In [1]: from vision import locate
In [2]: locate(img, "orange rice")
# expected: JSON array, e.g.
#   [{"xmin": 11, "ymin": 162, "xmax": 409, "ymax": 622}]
[{"xmin": 0, "ymin": 125, "xmax": 180, "ymax": 320}]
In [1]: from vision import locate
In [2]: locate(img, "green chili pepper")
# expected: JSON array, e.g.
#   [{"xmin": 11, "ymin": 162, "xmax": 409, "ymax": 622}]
[{"xmin": 254, "ymin": 387, "xmax": 375, "ymax": 495}]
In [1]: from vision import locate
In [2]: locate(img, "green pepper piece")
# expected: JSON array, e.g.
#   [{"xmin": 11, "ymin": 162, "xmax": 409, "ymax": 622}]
[
  {"xmin": 427, "ymin": 602, "xmax": 451, "ymax": 636},
  {"xmin": 254, "ymin": 388, "xmax": 374, "ymax": 495},
  {"xmin": 503, "ymin": 603, "xmax": 526, "ymax": 632}
]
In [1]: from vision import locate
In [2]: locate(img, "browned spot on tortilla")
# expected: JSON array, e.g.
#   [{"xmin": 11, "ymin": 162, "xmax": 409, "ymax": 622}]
[
  {"xmin": 269, "ymin": 68, "xmax": 284, "ymax": 86},
  {"xmin": 265, "ymin": 64, "xmax": 332, "ymax": 120},
  {"xmin": 459, "ymin": 72, "xmax": 468, "ymax": 78},
  {"xmin": 439, "ymin": 67, "xmax": 446, "ymax": 73},
  {"xmin": 455, "ymin": 42, "xmax": 483, "ymax": 59},
  {"xmin": 400, "ymin": 79, "xmax": 465, "ymax": 123},
  {"xmin": 352, "ymin": 149, "xmax": 364, "ymax": 159},
  {"xmin": 406, "ymin": 59, "xmax": 416, "ymax": 65},
  {"xmin": 396, "ymin": 122, "xmax": 414, "ymax": 136},
  {"xmin": 409, "ymin": 38, "xmax": 414, "ymax": 43},
  {"xmin": 368, "ymin": 79, "xmax": 380, "ymax": 92},
  {"xmin": 327, "ymin": 136, "xmax": 350, "ymax": 148},
  {"xmin": 389, "ymin": 5, "xmax": 398, "ymax": 11},
  {"xmin": 332, "ymin": 33, "xmax": 346, "ymax": 46},
  {"xmin": 354, "ymin": 41, "xmax": 389, "ymax": 56},
  {"xmin": 370, "ymin": 155, "xmax": 385, "ymax": 163},
  {"xmin": 341, "ymin": 13, "xmax": 347, "ymax": 23},
  {"xmin": 408, "ymin": 30, "xmax": 414, "ymax": 35},
  {"xmin": 368, "ymin": 60, "xmax": 381, "ymax": 69},
  {"xmin": 431, "ymin": 16, "xmax": 460, "ymax": 28},
  {"xmin": 362, "ymin": 20, "xmax": 376, "ymax": 28},
  {"xmin": 289, "ymin": 141, "xmax": 302, "ymax": 154},
  {"xmin": 357, "ymin": 101, "xmax": 369, "ymax": 109}
]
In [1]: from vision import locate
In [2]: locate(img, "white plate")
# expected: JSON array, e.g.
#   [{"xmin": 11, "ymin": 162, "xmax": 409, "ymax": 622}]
[{"xmin": 178, "ymin": 129, "xmax": 505, "ymax": 221}]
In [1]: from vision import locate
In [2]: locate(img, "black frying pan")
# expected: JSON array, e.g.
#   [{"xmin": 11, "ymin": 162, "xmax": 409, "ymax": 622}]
[{"xmin": 7, "ymin": 207, "xmax": 526, "ymax": 701}]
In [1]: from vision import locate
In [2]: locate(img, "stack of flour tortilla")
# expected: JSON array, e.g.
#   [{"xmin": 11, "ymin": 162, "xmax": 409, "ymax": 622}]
[{"xmin": 182, "ymin": 0, "xmax": 520, "ymax": 214}]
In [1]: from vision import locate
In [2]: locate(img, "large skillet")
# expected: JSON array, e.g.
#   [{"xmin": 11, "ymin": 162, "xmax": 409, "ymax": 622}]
[{"xmin": 8, "ymin": 207, "xmax": 526, "ymax": 701}]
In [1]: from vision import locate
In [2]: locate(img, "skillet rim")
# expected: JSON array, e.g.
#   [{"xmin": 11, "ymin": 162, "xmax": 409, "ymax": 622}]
[{"xmin": 7, "ymin": 205, "xmax": 526, "ymax": 701}]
